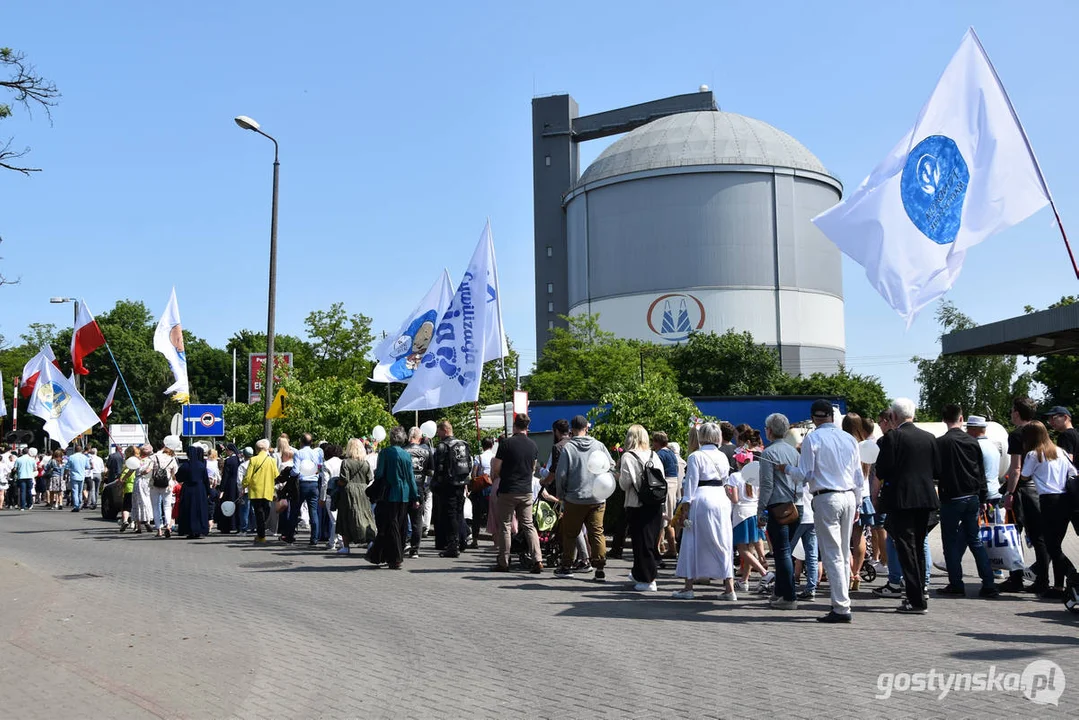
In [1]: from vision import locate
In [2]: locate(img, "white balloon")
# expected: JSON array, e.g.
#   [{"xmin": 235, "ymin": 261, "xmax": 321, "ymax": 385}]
[
  {"xmin": 125, "ymin": 456, "xmax": 141, "ymax": 471},
  {"xmin": 220, "ymin": 500, "xmax": 236, "ymax": 517},
  {"xmin": 586, "ymin": 450, "xmax": 610, "ymax": 475},
  {"xmin": 420, "ymin": 420, "xmax": 437, "ymax": 438},
  {"xmin": 739, "ymin": 460, "xmax": 760, "ymax": 487},
  {"xmin": 371, "ymin": 425, "xmax": 387, "ymax": 443},
  {"xmin": 859, "ymin": 439, "xmax": 880, "ymax": 465},
  {"xmin": 593, "ymin": 472, "xmax": 616, "ymax": 501}
]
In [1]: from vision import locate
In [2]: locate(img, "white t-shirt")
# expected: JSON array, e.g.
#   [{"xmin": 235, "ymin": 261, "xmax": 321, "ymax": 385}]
[
  {"xmin": 475, "ymin": 449, "xmax": 494, "ymax": 477},
  {"xmin": 1021, "ymin": 448, "xmax": 1074, "ymax": 496},
  {"xmin": 731, "ymin": 480, "xmax": 758, "ymax": 527}
]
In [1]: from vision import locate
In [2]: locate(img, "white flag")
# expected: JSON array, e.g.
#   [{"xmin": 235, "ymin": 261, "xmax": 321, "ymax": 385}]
[
  {"xmin": 812, "ymin": 28, "xmax": 1051, "ymax": 326},
  {"xmin": 26, "ymin": 360, "xmax": 101, "ymax": 446},
  {"xmin": 0, "ymin": 368, "xmax": 6, "ymax": 418},
  {"xmin": 371, "ymin": 269, "xmax": 454, "ymax": 384},
  {"xmin": 153, "ymin": 287, "xmax": 190, "ymax": 402},
  {"xmin": 393, "ymin": 221, "xmax": 506, "ymax": 412}
]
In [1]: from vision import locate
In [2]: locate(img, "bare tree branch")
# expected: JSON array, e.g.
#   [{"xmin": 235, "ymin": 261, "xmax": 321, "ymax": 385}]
[
  {"xmin": 0, "ymin": 138, "xmax": 40, "ymax": 174},
  {"xmin": 0, "ymin": 47, "xmax": 60, "ymax": 174}
]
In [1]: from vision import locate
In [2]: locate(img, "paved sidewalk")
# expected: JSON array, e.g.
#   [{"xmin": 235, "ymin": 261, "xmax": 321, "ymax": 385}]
[{"xmin": 0, "ymin": 508, "xmax": 1076, "ymax": 719}]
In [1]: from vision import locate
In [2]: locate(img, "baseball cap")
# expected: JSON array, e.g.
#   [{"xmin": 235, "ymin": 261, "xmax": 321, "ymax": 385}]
[
  {"xmin": 966, "ymin": 415, "xmax": 988, "ymax": 427},
  {"xmin": 810, "ymin": 399, "xmax": 834, "ymax": 418},
  {"xmin": 1043, "ymin": 406, "xmax": 1071, "ymax": 418}
]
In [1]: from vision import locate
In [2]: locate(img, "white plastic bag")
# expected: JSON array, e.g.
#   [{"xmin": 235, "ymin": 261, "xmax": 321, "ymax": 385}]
[
  {"xmin": 981, "ymin": 522, "xmax": 1026, "ymax": 572},
  {"xmin": 463, "ymin": 496, "xmax": 473, "ymax": 521}
]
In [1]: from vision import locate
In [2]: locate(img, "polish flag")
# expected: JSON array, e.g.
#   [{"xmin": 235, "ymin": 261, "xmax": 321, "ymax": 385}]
[
  {"xmin": 71, "ymin": 301, "xmax": 106, "ymax": 375},
  {"xmin": 100, "ymin": 376, "xmax": 118, "ymax": 427},
  {"xmin": 20, "ymin": 346, "xmax": 60, "ymax": 399}
]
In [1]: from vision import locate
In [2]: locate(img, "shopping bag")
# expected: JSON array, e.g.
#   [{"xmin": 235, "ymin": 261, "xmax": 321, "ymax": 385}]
[
  {"xmin": 463, "ymin": 496, "xmax": 473, "ymax": 521},
  {"xmin": 980, "ymin": 522, "xmax": 1026, "ymax": 572}
]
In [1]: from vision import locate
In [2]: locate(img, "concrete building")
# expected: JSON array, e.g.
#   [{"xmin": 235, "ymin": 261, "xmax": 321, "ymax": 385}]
[{"xmin": 532, "ymin": 90, "xmax": 846, "ymax": 375}]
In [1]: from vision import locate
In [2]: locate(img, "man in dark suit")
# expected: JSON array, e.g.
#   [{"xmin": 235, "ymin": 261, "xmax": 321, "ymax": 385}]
[{"xmin": 875, "ymin": 397, "xmax": 941, "ymax": 614}]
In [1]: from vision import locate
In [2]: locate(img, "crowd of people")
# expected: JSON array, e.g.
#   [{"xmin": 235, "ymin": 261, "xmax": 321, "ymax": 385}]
[{"xmin": 3, "ymin": 395, "xmax": 1078, "ymax": 618}]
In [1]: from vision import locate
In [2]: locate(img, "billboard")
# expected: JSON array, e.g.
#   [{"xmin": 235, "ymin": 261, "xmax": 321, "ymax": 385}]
[{"xmin": 248, "ymin": 352, "xmax": 294, "ymax": 404}]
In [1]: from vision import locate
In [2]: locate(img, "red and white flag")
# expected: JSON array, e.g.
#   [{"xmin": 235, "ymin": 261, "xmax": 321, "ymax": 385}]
[
  {"xmin": 100, "ymin": 376, "xmax": 118, "ymax": 427},
  {"xmin": 71, "ymin": 301, "xmax": 106, "ymax": 375},
  {"xmin": 20, "ymin": 346, "xmax": 60, "ymax": 399}
]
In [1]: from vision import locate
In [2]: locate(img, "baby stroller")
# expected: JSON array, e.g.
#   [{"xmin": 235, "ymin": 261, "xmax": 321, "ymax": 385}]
[
  {"xmin": 513, "ymin": 499, "xmax": 562, "ymax": 569},
  {"xmin": 860, "ymin": 524, "xmax": 878, "ymax": 583}
]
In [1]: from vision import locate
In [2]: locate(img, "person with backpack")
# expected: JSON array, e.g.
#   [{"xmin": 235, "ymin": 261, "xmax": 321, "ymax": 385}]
[
  {"xmin": 618, "ymin": 423, "xmax": 668, "ymax": 592},
  {"xmin": 149, "ymin": 436, "xmax": 181, "ymax": 538},
  {"xmin": 432, "ymin": 420, "xmax": 472, "ymax": 558},
  {"xmin": 672, "ymin": 422, "xmax": 740, "ymax": 600}
]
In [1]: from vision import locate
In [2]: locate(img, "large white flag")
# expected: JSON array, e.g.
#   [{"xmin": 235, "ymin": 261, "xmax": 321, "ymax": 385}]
[
  {"xmin": 813, "ymin": 28, "xmax": 1051, "ymax": 326},
  {"xmin": 27, "ymin": 360, "xmax": 101, "ymax": 446},
  {"xmin": 393, "ymin": 221, "xmax": 507, "ymax": 412},
  {"xmin": 371, "ymin": 269, "xmax": 455, "ymax": 384},
  {"xmin": 0, "ymin": 368, "xmax": 6, "ymax": 418},
  {"xmin": 153, "ymin": 287, "xmax": 190, "ymax": 403}
]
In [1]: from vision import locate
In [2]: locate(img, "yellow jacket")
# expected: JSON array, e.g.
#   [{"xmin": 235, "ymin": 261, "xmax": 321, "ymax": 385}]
[{"xmin": 244, "ymin": 451, "xmax": 277, "ymax": 501}]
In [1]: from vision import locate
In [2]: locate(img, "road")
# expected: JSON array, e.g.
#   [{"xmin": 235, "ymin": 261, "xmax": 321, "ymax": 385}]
[{"xmin": 1, "ymin": 508, "xmax": 1076, "ymax": 719}]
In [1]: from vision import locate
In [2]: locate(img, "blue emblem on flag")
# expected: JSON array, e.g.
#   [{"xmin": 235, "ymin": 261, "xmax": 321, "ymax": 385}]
[{"xmin": 900, "ymin": 135, "xmax": 970, "ymax": 245}]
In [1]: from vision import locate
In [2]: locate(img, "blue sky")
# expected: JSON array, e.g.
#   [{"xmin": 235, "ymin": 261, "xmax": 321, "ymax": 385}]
[{"xmin": 2, "ymin": 1, "xmax": 1076, "ymax": 402}]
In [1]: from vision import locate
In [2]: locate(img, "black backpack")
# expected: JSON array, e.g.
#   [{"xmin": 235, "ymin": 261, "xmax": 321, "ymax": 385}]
[
  {"xmin": 630, "ymin": 451, "xmax": 667, "ymax": 506},
  {"xmin": 151, "ymin": 457, "xmax": 171, "ymax": 489},
  {"xmin": 435, "ymin": 438, "xmax": 472, "ymax": 486}
]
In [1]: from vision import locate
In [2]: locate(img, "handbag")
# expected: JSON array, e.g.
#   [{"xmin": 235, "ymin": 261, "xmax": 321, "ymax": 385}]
[{"xmin": 769, "ymin": 502, "xmax": 801, "ymax": 526}]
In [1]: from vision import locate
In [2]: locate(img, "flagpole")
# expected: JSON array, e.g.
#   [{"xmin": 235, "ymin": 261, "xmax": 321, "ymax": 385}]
[
  {"xmin": 969, "ymin": 27, "xmax": 1079, "ymax": 279},
  {"xmin": 102, "ymin": 341, "xmax": 144, "ymax": 427}
]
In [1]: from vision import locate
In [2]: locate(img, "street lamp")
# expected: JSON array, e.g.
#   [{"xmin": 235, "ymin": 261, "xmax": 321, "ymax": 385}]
[
  {"xmin": 234, "ymin": 115, "xmax": 280, "ymax": 442},
  {"xmin": 50, "ymin": 296, "xmax": 79, "ymax": 391}
]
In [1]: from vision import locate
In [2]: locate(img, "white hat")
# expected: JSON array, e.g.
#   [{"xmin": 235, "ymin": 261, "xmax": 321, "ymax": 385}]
[
  {"xmin": 163, "ymin": 435, "xmax": 183, "ymax": 452},
  {"xmin": 28, "ymin": 447, "xmax": 38, "ymax": 457},
  {"xmin": 966, "ymin": 415, "xmax": 988, "ymax": 428}
]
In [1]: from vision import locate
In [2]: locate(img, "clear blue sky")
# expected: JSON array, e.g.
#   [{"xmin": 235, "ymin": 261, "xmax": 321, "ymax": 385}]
[{"xmin": 2, "ymin": 1, "xmax": 1076, "ymax": 402}]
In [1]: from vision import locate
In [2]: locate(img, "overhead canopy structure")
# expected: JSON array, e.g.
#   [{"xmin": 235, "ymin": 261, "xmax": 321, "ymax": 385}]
[{"xmin": 941, "ymin": 303, "xmax": 1079, "ymax": 357}]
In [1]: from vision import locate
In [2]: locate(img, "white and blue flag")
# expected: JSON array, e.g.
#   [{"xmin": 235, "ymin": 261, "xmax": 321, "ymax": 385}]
[
  {"xmin": 0, "ymin": 368, "xmax": 6, "ymax": 417},
  {"xmin": 371, "ymin": 269, "xmax": 454, "ymax": 384},
  {"xmin": 813, "ymin": 28, "xmax": 1051, "ymax": 326},
  {"xmin": 393, "ymin": 221, "xmax": 507, "ymax": 412},
  {"xmin": 26, "ymin": 359, "xmax": 101, "ymax": 446}
]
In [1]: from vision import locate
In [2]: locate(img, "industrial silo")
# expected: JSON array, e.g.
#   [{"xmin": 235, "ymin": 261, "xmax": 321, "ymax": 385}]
[{"xmin": 563, "ymin": 109, "xmax": 845, "ymax": 375}]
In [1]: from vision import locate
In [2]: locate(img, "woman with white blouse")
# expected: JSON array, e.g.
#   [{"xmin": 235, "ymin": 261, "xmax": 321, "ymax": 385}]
[
  {"xmin": 618, "ymin": 424, "xmax": 665, "ymax": 592},
  {"xmin": 672, "ymin": 422, "xmax": 744, "ymax": 601},
  {"xmin": 1019, "ymin": 421, "xmax": 1078, "ymax": 599}
]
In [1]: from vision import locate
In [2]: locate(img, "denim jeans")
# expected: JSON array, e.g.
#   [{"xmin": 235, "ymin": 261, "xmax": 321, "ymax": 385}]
[
  {"xmin": 18, "ymin": 478, "xmax": 34, "ymax": 509},
  {"xmin": 150, "ymin": 487, "xmax": 173, "ymax": 531},
  {"xmin": 767, "ymin": 513, "xmax": 796, "ymax": 601},
  {"xmin": 69, "ymin": 479, "xmax": 84, "ymax": 509},
  {"xmin": 886, "ymin": 534, "xmax": 932, "ymax": 585},
  {"xmin": 288, "ymin": 481, "xmax": 320, "ymax": 543},
  {"xmin": 790, "ymin": 521, "xmax": 818, "ymax": 591},
  {"xmin": 940, "ymin": 496, "xmax": 995, "ymax": 589},
  {"xmin": 236, "ymin": 496, "xmax": 250, "ymax": 532}
]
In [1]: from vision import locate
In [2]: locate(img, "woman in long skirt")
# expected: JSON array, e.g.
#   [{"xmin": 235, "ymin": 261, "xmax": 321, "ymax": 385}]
[
  {"xmin": 336, "ymin": 439, "xmax": 377, "ymax": 554},
  {"xmin": 673, "ymin": 421, "xmax": 743, "ymax": 601},
  {"xmin": 176, "ymin": 444, "xmax": 211, "ymax": 539},
  {"xmin": 365, "ymin": 427, "xmax": 418, "ymax": 569},
  {"xmin": 132, "ymin": 444, "xmax": 155, "ymax": 533}
]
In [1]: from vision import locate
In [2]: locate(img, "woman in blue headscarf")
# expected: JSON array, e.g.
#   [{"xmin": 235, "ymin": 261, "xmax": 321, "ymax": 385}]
[{"xmin": 177, "ymin": 444, "xmax": 211, "ymax": 539}]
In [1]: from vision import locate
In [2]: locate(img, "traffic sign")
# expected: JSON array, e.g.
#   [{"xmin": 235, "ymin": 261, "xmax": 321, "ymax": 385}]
[
  {"xmin": 170, "ymin": 413, "xmax": 183, "ymax": 437},
  {"xmin": 182, "ymin": 404, "xmax": 225, "ymax": 437}
]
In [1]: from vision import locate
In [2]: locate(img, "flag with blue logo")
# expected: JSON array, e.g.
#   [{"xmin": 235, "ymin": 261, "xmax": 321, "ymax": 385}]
[
  {"xmin": 26, "ymin": 359, "xmax": 101, "ymax": 446},
  {"xmin": 371, "ymin": 269, "xmax": 454, "ymax": 384},
  {"xmin": 813, "ymin": 28, "xmax": 1051, "ymax": 326},
  {"xmin": 393, "ymin": 221, "xmax": 506, "ymax": 412}
]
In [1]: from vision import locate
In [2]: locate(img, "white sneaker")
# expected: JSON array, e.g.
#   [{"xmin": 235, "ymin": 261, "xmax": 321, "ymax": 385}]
[
  {"xmin": 871, "ymin": 560, "xmax": 887, "ymax": 573},
  {"xmin": 761, "ymin": 571, "xmax": 776, "ymax": 584},
  {"xmin": 628, "ymin": 573, "xmax": 640, "ymax": 584},
  {"xmin": 672, "ymin": 589, "xmax": 695, "ymax": 600},
  {"xmin": 720, "ymin": 591, "xmax": 737, "ymax": 601},
  {"xmin": 734, "ymin": 579, "xmax": 749, "ymax": 592},
  {"xmin": 634, "ymin": 581, "xmax": 658, "ymax": 592}
]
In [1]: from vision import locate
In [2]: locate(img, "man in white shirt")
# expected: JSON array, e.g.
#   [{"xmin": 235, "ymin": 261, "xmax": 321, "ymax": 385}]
[
  {"xmin": 87, "ymin": 448, "xmax": 105, "ymax": 510},
  {"xmin": 780, "ymin": 399, "xmax": 863, "ymax": 623}
]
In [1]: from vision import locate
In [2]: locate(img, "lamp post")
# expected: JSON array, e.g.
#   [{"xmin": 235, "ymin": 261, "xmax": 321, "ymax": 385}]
[
  {"xmin": 234, "ymin": 115, "xmax": 279, "ymax": 442},
  {"xmin": 49, "ymin": 296, "xmax": 79, "ymax": 392}
]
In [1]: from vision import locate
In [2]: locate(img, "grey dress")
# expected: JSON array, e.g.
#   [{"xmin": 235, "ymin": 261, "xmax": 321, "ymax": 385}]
[{"xmin": 336, "ymin": 458, "xmax": 377, "ymax": 546}]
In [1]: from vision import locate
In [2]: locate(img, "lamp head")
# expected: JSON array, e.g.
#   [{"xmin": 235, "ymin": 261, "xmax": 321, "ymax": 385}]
[
  {"xmin": 234, "ymin": 115, "xmax": 261, "ymax": 132},
  {"xmin": 49, "ymin": 297, "xmax": 71, "ymax": 304}
]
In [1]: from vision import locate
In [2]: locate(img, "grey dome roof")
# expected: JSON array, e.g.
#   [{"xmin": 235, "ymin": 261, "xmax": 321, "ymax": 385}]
[{"xmin": 577, "ymin": 110, "xmax": 830, "ymax": 186}]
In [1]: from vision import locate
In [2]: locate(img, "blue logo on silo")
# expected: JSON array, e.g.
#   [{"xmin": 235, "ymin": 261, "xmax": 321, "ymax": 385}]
[
  {"xmin": 647, "ymin": 293, "xmax": 705, "ymax": 342},
  {"xmin": 900, "ymin": 135, "xmax": 969, "ymax": 245}
]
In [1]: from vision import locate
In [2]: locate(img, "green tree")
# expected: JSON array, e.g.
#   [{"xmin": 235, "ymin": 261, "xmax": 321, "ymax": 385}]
[
  {"xmin": 304, "ymin": 302, "xmax": 375, "ymax": 380},
  {"xmin": 225, "ymin": 330, "xmax": 315, "ymax": 403},
  {"xmin": 1027, "ymin": 296, "xmax": 1079, "ymax": 408},
  {"xmin": 913, "ymin": 301, "xmax": 1031, "ymax": 422},
  {"xmin": 588, "ymin": 376, "xmax": 701, "ymax": 451},
  {"xmin": 779, "ymin": 367, "xmax": 889, "ymax": 418},
  {"xmin": 1, "ymin": 47, "xmax": 60, "ymax": 174},
  {"xmin": 526, "ymin": 314, "xmax": 672, "ymax": 401},
  {"xmin": 667, "ymin": 330, "xmax": 785, "ymax": 396}
]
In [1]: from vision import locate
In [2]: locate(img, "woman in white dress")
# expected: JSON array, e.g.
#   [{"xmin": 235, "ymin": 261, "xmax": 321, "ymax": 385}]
[
  {"xmin": 132, "ymin": 444, "xmax": 155, "ymax": 533},
  {"xmin": 672, "ymin": 422, "xmax": 743, "ymax": 600}
]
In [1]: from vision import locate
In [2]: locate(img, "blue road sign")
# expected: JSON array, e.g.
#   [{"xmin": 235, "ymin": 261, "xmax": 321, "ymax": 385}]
[{"xmin": 182, "ymin": 404, "xmax": 225, "ymax": 437}]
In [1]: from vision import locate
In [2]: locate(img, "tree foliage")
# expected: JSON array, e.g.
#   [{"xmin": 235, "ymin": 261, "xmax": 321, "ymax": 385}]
[
  {"xmin": 913, "ymin": 301, "xmax": 1031, "ymax": 422},
  {"xmin": 1, "ymin": 47, "xmax": 60, "ymax": 174},
  {"xmin": 668, "ymin": 330, "xmax": 785, "ymax": 396},
  {"xmin": 225, "ymin": 329, "xmax": 316, "ymax": 403},
  {"xmin": 526, "ymin": 314, "xmax": 673, "ymax": 401},
  {"xmin": 588, "ymin": 376, "xmax": 700, "ymax": 452},
  {"xmin": 779, "ymin": 367, "xmax": 889, "ymax": 418},
  {"xmin": 304, "ymin": 302, "xmax": 374, "ymax": 381}
]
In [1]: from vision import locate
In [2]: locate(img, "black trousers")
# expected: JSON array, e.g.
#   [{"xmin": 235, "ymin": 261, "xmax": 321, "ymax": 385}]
[
  {"xmin": 369, "ymin": 501, "xmax": 407, "ymax": 567},
  {"xmin": 436, "ymin": 485, "xmax": 467, "ymax": 555},
  {"xmin": 1041, "ymin": 493, "xmax": 1078, "ymax": 581},
  {"xmin": 470, "ymin": 489, "xmax": 490, "ymax": 545},
  {"xmin": 251, "ymin": 499, "xmax": 271, "ymax": 540},
  {"xmin": 1010, "ymin": 484, "xmax": 1053, "ymax": 587},
  {"xmin": 886, "ymin": 508, "xmax": 931, "ymax": 610},
  {"xmin": 408, "ymin": 483, "xmax": 429, "ymax": 550},
  {"xmin": 627, "ymin": 504, "xmax": 663, "ymax": 584}
]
